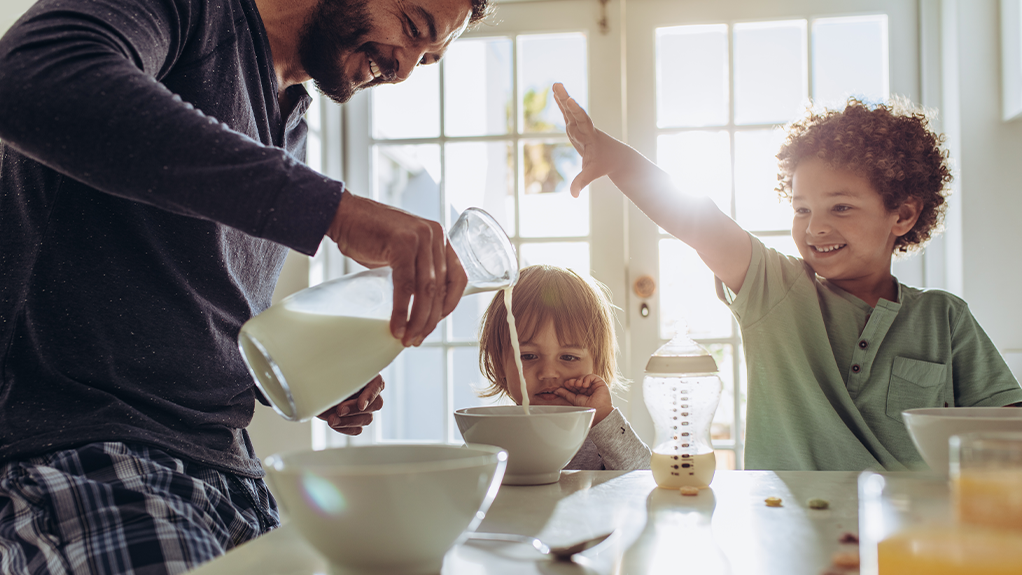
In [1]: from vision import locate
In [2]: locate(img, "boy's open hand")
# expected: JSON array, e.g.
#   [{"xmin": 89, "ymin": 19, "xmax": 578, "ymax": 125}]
[
  {"xmin": 552, "ymin": 82, "xmax": 614, "ymax": 198},
  {"xmin": 553, "ymin": 373, "xmax": 614, "ymax": 426}
]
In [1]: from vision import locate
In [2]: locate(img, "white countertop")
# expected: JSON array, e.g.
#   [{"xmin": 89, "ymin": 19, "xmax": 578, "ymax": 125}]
[{"xmin": 189, "ymin": 470, "xmax": 864, "ymax": 575}]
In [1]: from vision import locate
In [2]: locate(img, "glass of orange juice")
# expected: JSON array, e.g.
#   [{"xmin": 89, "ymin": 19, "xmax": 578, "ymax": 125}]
[
  {"xmin": 950, "ymin": 431, "xmax": 1022, "ymax": 531},
  {"xmin": 858, "ymin": 471, "xmax": 1022, "ymax": 575}
]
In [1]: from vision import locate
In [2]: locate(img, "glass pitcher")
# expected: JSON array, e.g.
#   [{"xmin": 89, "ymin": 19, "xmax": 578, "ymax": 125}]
[
  {"xmin": 643, "ymin": 330, "xmax": 722, "ymax": 489},
  {"xmin": 239, "ymin": 207, "xmax": 518, "ymax": 422}
]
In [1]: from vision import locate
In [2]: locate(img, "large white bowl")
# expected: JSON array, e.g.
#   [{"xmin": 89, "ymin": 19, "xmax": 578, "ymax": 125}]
[
  {"xmin": 903, "ymin": 407, "xmax": 1022, "ymax": 474},
  {"xmin": 264, "ymin": 444, "xmax": 506, "ymax": 575},
  {"xmin": 454, "ymin": 405, "xmax": 594, "ymax": 485}
]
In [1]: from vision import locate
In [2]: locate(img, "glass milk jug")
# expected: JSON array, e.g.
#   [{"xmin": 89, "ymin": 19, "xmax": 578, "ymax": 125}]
[
  {"xmin": 239, "ymin": 207, "xmax": 518, "ymax": 422},
  {"xmin": 643, "ymin": 331, "xmax": 722, "ymax": 489}
]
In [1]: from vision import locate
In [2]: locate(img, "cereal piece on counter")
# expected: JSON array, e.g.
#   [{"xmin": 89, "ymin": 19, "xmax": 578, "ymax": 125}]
[
  {"xmin": 831, "ymin": 551, "xmax": 860, "ymax": 569},
  {"xmin": 838, "ymin": 532, "xmax": 859, "ymax": 544},
  {"xmin": 679, "ymin": 486, "xmax": 700, "ymax": 496},
  {"xmin": 807, "ymin": 498, "xmax": 829, "ymax": 510},
  {"xmin": 764, "ymin": 496, "xmax": 783, "ymax": 507}
]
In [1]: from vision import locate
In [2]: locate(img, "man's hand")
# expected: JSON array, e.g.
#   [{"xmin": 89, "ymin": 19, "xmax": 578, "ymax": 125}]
[
  {"xmin": 553, "ymin": 374, "xmax": 615, "ymax": 426},
  {"xmin": 327, "ymin": 193, "xmax": 468, "ymax": 346},
  {"xmin": 317, "ymin": 375, "xmax": 385, "ymax": 436}
]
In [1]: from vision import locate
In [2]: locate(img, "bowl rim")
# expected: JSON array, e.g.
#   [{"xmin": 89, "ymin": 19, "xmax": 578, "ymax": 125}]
[
  {"xmin": 454, "ymin": 405, "xmax": 596, "ymax": 417},
  {"xmin": 902, "ymin": 407, "xmax": 1022, "ymax": 419},
  {"xmin": 264, "ymin": 443, "xmax": 507, "ymax": 476}
]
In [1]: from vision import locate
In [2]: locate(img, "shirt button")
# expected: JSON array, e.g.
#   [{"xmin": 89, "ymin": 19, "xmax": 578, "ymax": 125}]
[
  {"xmin": 859, "ymin": 340, "xmax": 868, "ymax": 349},
  {"xmin": 852, "ymin": 364, "xmax": 861, "ymax": 373}
]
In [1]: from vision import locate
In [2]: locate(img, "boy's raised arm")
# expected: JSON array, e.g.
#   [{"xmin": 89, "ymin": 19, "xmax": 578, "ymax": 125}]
[{"xmin": 552, "ymin": 83, "xmax": 752, "ymax": 293}]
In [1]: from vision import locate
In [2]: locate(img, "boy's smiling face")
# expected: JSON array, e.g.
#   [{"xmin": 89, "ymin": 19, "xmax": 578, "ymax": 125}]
[
  {"xmin": 790, "ymin": 158, "xmax": 918, "ymax": 300},
  {"xmin": 503, "ymin": 320, "xmax": 594, "ymax": 406}
]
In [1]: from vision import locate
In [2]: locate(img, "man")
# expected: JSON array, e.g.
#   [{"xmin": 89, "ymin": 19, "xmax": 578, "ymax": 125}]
[{"xmin": 0, "ymin": 0, "xmax": 490, "ymax": 571}]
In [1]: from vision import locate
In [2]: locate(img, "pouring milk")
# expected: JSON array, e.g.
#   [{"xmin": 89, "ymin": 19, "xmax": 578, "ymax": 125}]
[{"xmin": 239, "ymin": 208, "xmax": 519, "ymax": 422}]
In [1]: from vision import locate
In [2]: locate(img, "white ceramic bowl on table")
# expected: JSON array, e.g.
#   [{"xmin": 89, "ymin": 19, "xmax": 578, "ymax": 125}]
[
  {"xmin": 902, "ymin": 407, "xmax": 1022, "ymax": 474},
  {"xmin": 454, "ymin": 405, "xmax": 595, "ymax": 485},
  {"xmin": 264, "ymin": 444, "xmax": 506, "ymax": 575}
]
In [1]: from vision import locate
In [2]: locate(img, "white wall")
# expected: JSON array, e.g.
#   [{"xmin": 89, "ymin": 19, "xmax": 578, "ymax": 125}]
[
  {"xmin": 1, "ymin": 0, "xmax": 33, "ymax": 34},
  {"xmin": 945, "ymin": 1, "xmax": 1022, "ymax": 372}
]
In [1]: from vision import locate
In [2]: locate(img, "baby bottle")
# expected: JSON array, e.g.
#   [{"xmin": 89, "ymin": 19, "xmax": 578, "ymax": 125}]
[
  {"xmin": 238, "ymin": 207, "xmax": 518, "ymax": 422},
  {"xmin": 643, "ymin": 330, "xmax": 722, "ymax": 489}
]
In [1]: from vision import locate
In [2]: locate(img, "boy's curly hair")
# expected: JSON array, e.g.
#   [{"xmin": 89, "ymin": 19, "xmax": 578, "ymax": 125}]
[{"xmin": 775, "ymin": 97, "xmax": 953, "ymax": 255}]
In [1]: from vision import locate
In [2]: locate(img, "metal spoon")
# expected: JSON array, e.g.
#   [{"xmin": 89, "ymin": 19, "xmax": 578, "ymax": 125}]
[{"xmin": 465, "ymin": 531, "xmax": 614, "ymax": 560}]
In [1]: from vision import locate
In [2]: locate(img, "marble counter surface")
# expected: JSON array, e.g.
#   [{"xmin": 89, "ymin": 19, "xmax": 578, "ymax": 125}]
[{"xmin": 189, "ymin": 469, "xmax": 864, "ymax": 575}]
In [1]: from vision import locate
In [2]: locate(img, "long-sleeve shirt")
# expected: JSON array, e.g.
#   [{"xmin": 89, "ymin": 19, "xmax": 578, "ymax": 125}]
[
  {"xmin": 0, "ymin": 0, "xmax": 343, "ymax": 475},
  {"xmin": 565, "ymin": 408, "xmax": 652, "ymax": 471}
]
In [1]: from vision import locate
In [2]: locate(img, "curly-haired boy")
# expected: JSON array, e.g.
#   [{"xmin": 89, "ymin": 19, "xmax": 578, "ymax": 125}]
[{"xmin": 553, "ymin": 83, "xmax": 1022, "ymax": 471}]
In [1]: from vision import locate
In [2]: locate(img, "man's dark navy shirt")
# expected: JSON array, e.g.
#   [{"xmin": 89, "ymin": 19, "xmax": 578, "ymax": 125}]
[{"xmin": 0, "ymin": 0, "xmax": 343, "ymax": 475}]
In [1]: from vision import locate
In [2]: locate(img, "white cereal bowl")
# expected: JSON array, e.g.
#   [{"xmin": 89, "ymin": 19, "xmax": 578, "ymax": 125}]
[
  {"xmin": 903, "ymin": 407, "xmax": 1022, "ymax": 474},
  {"xmin": 264, "ymin": 444, "xmax": 506, "ymax": 575},
  {"xmin": 454, "ymin": 405, "xmax": 595, "ymax": 485}
]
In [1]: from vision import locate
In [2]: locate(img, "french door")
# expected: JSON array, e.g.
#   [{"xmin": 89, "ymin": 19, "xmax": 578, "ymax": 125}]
[
  {"xmin": 621, "ymin": 0, "xmax": 919, "ymax": 468},
  {"xmin": 323, "ymin": 0, "xmax": 921, "ymax": 470}
]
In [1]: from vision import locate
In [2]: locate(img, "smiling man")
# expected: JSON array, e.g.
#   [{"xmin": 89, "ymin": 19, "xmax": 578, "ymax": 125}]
[{"xmin": 0, "ymin": 0, "xmax": 489, "ymax": 572}]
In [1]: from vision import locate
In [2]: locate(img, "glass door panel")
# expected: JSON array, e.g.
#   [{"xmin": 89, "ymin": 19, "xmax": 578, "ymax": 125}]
[{"xmin": 626, "ymin": 0, "xmax": 918, "ymax": 468}]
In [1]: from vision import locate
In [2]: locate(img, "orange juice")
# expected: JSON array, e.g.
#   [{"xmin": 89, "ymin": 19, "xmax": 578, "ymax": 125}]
[
  {"xmin": 878, "ymin": 526, "xmax": 1022, "ymax": 575},
  {"xmin": 953, "ymin": 469, "xmax": 1022, "ymax": 530}
]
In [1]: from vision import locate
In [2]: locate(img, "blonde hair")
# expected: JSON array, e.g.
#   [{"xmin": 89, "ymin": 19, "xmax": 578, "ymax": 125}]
[{"xmin": 477, "ymin": 265, "xmax": 624, "ymax": 398}]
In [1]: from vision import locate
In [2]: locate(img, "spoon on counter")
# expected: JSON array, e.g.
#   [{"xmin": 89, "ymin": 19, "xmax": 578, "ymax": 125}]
[{"xmin": 465, "ymin": 531, "xmax": 614, "ymax": 561}]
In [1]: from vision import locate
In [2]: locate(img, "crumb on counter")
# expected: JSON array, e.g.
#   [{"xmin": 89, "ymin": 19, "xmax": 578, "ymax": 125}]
[
  {"xmin": 679, "ymin": 486, "xmax": 700, "ymax": 496},
  {"xmin": 807, "ymin": 498, "xmax": 829, "ymax": 510},
  {"xmin": 838, "ymin": 532, "xmax": 859, "ymax": 545},
  {"xmin": 764, "ymin": 496, "xmax": 783, "ymax": 507},
  {"xmin": 831, "ymin": 551, "xmax": 860, "ymax": 569}
]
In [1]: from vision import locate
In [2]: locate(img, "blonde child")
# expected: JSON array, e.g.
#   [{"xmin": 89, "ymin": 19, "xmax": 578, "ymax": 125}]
[
  {"xmin": 552, "ymin": 83, "xmax": 1022, "ymax": 471},
  {"xmin": 478, "ymin": 264, "xmax": 651, "ymax": 471}
]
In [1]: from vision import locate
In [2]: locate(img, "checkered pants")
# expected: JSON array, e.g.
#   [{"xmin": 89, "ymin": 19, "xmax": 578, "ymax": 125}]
[{"xmin": 0, "ymin": 442, "xmax": 280, "ymax": 574}]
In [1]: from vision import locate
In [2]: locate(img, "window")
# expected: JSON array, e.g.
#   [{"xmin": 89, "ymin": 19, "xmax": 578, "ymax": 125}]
[{"xmin": 312, "ymin": 0, "xmax": 918, "ymax": 467}]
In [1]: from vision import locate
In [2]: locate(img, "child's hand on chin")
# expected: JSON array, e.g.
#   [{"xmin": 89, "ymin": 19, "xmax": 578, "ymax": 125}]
[{"xmin": 553, "ymin": 374, "xmax": 614, "ymax": 426}]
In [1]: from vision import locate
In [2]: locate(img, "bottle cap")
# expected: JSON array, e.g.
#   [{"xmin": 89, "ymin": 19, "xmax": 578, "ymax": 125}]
[{"xmin": 644, "ymin": 330, "xmax": 718, "ymax": 374}]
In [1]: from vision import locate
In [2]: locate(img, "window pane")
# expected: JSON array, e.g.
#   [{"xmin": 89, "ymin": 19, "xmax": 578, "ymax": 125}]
[
  {"xmin": 451, "ymin": 292, "xmax": 492, "ymax": 340},
  {"xmin": 453, "ymin": 347, "xmax": 507, "ymax": 441},
  {"xmin": 374, "ymin": 144, "xmax": 441, "ymax": 223},
  {"xmin": 760, "ymin": 233, "xmax": 800, "ymax": 259},
  {"xmin": 656, "ymin": 24, "xmax": 729, "ymax": 128},
  {"xmin": 519, "ymin": 140, "xmax": 588, "ymax": 237},
  {"xmin": 380, "ymin": 347, "xmax": 444, "ymax": 441},
  {"xmin": 734, "ymin": 129, "xmax": 790, "ymax": 231},
  {"xmin": 445, "ymin": 141, "xmax": 514, "ymax": 236},
  {"xmin": 659, "ymin": 238, "xmax": 732, "ymax": 339},
  {"xmin": 372, "ymin": 64, "xmax": 440, "ymax": 139},
  {"xmin": 519, "ymin": 33, "xmax": 587, "ymax": 133},
  {"xmin": 812, "ymin": 15, "xmax": 888, "ymax": 108},
  {"xmin": 733, "ymin": 20, "xmax": 807, "ymax": 125},
  {"xmin": 520, "ymin": 242, "xmax": 590, "ymax": 275},
  {"xmin": 657, "ymin": 131, "xmax": 731, "ymax": 216},
  {"xmin": 444, "ymin": 37, "xmax": 513, "ymax": 136}
]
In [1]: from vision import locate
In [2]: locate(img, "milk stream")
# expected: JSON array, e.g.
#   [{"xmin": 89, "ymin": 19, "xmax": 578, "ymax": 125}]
[
  {"xmin": 651, "ymin": 451, "xmax": 716, "ymax": 489},
  {"xmin": 504, "ymin": 287, "xmax": 530, "ymax": 415}
]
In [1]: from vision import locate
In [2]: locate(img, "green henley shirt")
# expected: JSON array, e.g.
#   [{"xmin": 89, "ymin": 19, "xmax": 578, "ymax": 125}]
[{"xmin": 721, "ymin": 235, "xmax": 1022, "ymax": 471}]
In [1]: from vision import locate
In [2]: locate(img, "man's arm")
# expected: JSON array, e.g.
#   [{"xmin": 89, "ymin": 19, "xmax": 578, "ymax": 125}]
[{"xmin": 0, "ymin": 0, "xmax": 338, "ymax": 255}]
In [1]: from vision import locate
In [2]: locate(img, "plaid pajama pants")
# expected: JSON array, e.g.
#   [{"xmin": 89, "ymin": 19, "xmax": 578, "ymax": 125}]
[{"xmin": 0, "ymin": 442, "xmax": 280, "ymax": 575}]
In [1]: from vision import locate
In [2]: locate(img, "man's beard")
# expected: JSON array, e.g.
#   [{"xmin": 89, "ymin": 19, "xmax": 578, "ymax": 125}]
[{"xmin": 298, "ymin": 0, "xmax": 374, "ymax": 104}]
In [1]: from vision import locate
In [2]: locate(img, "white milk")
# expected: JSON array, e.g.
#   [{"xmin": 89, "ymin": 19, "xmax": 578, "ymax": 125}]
[
  {"xmin": 239, "ymin": 305, "xmax": 404, "ymax": 421},
  {"xmin": 503, "ymin": 287, "xmax": 530, "ymax": 415},
  {"xmin": 651, "ymin": 451, "xmax": 716, "ymax": 489}
]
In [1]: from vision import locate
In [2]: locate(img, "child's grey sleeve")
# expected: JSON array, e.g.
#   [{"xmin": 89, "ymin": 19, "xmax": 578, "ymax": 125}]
[{"xmin": 587, "ymin": 408, "xmax": 652, "ymax": 470}]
